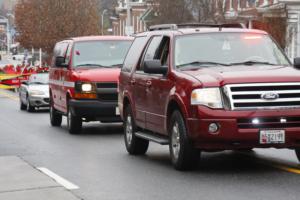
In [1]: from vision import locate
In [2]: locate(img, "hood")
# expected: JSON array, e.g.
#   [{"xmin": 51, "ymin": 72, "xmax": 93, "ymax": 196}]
[
  {"xmin": 29, "ymin": 84, "xmax": 49, "ymax": 95},
  {"xmin": 183, "ymin": 65, "xmax": 300, "ymax": 87},
  {"xmin": 73, "ymin": 68, "xmax": 121, "ymax": 82}
]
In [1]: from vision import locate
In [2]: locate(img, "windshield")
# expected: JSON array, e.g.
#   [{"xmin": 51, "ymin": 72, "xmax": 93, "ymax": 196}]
[
  {"xmin": 73, "ymin": 40, "xmax": 132, "ymax": 68},
  {"xmin": 29, "ymin": 73, "xmax": 49, "ymax": 84},
  {"xmin": 175, "ymin": 33, "xmax": 290, "ymax": 69}
]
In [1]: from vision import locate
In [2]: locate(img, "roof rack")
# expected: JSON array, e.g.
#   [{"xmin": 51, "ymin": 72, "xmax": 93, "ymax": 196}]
[{"xmin": 148, "ymin": 23, "xmax": 246, "ymax": 31}]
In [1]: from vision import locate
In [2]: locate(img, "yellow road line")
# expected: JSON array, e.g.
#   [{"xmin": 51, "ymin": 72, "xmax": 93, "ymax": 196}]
[
  {"xmin": 0, "ymin": 90, "xmax": 18, "ymax": 101},
  {"xmin": 239, "ymin": 152, "xmax": 300, "ymax": 175},
  {"xmin": 274, "ymin": 165, "xmax": 300, "ymax": 175}
]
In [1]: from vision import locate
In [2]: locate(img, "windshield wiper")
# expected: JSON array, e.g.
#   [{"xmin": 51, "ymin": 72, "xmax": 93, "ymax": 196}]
[
  {"xmin": 30, "ymin": 82, "xmax": 47, "ymax": 85},
  {"xmin": 177, "ymin": 61, "xmax": 229, "ymax": 69},
  {"xmin": 75, "ymin": 64, "xmax": 107, "ymax": 68},
  {"xmin": 229, "ymin": 60, "xmax": 276, "ymax": 66},
  {"xmin": 109, "ymin": 64, "xmax": 123, "ymax": 68}
]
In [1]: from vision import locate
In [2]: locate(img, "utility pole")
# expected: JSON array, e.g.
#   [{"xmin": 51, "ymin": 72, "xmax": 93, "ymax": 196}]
[
  {"xmin": 6, "ymin": 18, "xmax": 10, "ymax": 55},
  {"xmin": 101, "ymin": 9, "xmax": 108, "ymax": 35},
  {"xmin": 125, "ymin": 0, "xmax": 133, "ymax": 36},
  {"xmin": 126, "ymin": 0, "xmax": 131, "ymax": 27}
]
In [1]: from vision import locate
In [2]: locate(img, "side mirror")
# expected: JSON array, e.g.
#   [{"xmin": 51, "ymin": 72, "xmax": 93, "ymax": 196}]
[
  {"xmin": 294, "ymin": 57, "xmax": 300, "ymax": 69},
  {"xmin": 55, "ymin": 56, "xmax": 68, "ymax": 68},
  {"xmin": 143, "ymin": 60, "xmax": 168, "ymax": 75}
]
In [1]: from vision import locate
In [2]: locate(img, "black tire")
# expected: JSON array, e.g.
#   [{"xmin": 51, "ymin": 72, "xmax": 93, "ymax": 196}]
[
  {"xmin": 169, "ymin": 110, "xmax": 200, "ymax": 171},
  {"xmin": 236, "ymin": 148, "xmax": 254, "ymax": 152},
  {"xmin": 20, "ymin": 97, "xmax": 26, "ymax": 111},
  {"xmin": 50, "ymin": 104, "xmax": 62, "ymax": 127},
  {"xmin": 26, "ymin": 98, "xmax": 35, "ymax": 112},
  {"xmin": 124, "ymin": 105, "xmax": 149, "ymax": 155},
  {"xmin": 295, "ymin": 149, "xmax": 300, "ymax": 162},
  {"xmin": 67, "ymin": 105, "xmax": 82, "ymax": 134}
]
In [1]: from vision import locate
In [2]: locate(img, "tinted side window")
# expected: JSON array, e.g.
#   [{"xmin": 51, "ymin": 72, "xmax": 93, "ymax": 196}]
[
  {"xmin": 59, "ymin": 42, "xmax": 69, "ymax": 57},
  {"xmin": 122, "ymin": 36, "xmax": 148, "ymax": 72},
  {"xmin": 65, "ymin": 43, "xmax": 73, "ymax": 64},
  {"xmin": 144, "ymin": 36, "xmax": 163, "ymax": 61},
  {"xmin": 51, "ymin": 42, "xmax": 69, "ymax": 68}
]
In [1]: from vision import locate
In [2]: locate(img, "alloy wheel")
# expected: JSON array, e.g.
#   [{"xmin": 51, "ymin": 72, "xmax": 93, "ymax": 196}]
[
  {"xmin": 126, "ymin": 115, "xmax": 133, "ymax": 145},
  {"xmin": 171, "ymin": 122, "xmax": 181, "ymax": 161}
]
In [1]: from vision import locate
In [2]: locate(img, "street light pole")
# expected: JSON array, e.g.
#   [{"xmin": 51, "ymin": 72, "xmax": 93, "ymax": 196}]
[
  {"xmin": 125, "ymin": 0, "xmax": 133, "ymax": 36},
  {"xmin": 101, "ymin": 9, "xmax": 108, "ymax": 35},
  {"xmin": 0, "ymin": 15, "xmax": 10, "ymax": 55},
  {"xmin": 6, "ymin": 18, "xmax": 10, "ymax": 55},
  {"xmin": 126, "ymin": 0, "xmax": 131, "ymax": 27}
]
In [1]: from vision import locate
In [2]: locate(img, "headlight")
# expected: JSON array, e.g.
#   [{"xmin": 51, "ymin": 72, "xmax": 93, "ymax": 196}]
[
  {"xmin": 30, "ymin": 90, "xmax": 45, "ymax": 96},
  {"xmin": 191, "ymin": 88, "xmax": 223, "ymax": 108},
  {"xmin": 75, "ymin": 82, "xmax": 96, "ymax": 93},
  {"xmin": 81, "ymin": 83, "xmax": 93, "ymax": 92}
]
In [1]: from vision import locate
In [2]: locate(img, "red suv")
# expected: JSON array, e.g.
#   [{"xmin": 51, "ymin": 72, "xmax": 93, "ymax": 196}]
[
  {"xmin": 119, "ymin": 24, "xmax": 300, "ymax": 170},
  {"xmin": 49, "ymin": 36, "xmax": 133, "ymax": 134}
]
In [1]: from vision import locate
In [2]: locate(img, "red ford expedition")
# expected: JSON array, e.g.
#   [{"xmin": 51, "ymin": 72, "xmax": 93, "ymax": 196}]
[
  {"xmin": 49, "ymin": 36, "xmax": 133, "ymax": 134},
  {"xmin": 119, "ymin": 24, "xmax": 300, "ymax": 170}
]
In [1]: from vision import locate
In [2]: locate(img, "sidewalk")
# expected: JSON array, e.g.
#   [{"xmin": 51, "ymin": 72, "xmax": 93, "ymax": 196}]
[{"xmin": 0, "ymin": 156, "xmax": 80, "ymax": 200}]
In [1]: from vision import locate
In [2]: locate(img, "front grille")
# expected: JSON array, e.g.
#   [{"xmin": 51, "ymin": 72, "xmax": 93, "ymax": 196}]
[
  {"xmin": 44, "ymin": 98, "xmax": 50, "ymax": 103},
  {"xmin": 224, "ymin": 83, "xmax": 300, "ymax": 110},
  {"xmin": 96, "ymin": 82, "xmax": 118, "ymax": 102},
  {"xmin": 96, "ymin": 82, "xmax": 118, "ymax": 88},
  {"xmin": 237, "ymin": 117, "xmax": 300, "ymax": 129}
]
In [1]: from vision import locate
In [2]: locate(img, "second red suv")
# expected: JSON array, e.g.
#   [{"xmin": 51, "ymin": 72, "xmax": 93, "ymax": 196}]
[
  {"xmin": 49, "ymin": 36, "xmax": 133, "ymax": 134},
  {"xmin": 119, "ymin": 24, "xmax": 300, "ymax": 170}
]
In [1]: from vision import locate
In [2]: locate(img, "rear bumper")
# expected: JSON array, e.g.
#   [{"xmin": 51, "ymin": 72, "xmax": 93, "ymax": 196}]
[
  {"xmin": 69, "ymin": 99, "xmax": 121, "ymax": 122},
  {"xmin": 187, "ymin": 106, "xmax": 300, "ymax": 150}
]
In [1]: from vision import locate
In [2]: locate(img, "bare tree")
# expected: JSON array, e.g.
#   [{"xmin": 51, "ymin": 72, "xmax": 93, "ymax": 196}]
[
  {"xmin": 15, "ymin": 0, "xmax": 101, "ymax": 53},
  {"xmin": 150, "ymin": 0, "xmax": 226, "ymax": 25},
  {"xmin": 191, "ymin": 0, "xmax": 226, "ymax": 23},
  {"xmin": 151, "ymin": 0, "xmax": 194, "ymax": 24}
]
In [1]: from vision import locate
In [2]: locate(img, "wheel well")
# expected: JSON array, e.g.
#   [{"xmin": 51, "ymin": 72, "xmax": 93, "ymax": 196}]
[
  {"xmin": 66, "ymin": 92, "xmax": 71, "ymax": 106},
  {"xmin": 66, "ymin": 92, "xmax": 71, "ymax": 100},
  {"xmin": 167, "ymin": 100, "xmax": 183, "ymax": 133},
  {"xmin": 123, "ymin": 97, "xmax": 130, "ymax": 115}
]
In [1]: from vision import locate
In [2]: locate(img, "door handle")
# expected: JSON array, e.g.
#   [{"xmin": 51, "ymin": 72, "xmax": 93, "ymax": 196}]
[
  {"xmin": 130, "ymin": 79, "xmax": 136, "ymax": 85},
  {"xmin": 146, "ymin": 80, "xmax": 152, "ymax": 88}
]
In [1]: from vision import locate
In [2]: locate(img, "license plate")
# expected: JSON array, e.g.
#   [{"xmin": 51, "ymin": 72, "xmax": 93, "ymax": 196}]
[
  {"xmin": 260, "ymin": 130, "xmax": 285, "ymax": 144},
  {"xmin": 116, "ymin": 107, "xmax": 120, "ymax": 115}
]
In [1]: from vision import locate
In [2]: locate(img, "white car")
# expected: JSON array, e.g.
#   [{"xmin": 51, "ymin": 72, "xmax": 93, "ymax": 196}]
[{"xmin": 19, "ymin": 73, "xmax": 49, "ymax": 112}]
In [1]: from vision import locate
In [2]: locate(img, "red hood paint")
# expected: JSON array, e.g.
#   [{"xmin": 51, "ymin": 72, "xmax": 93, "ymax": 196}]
[
  {"xmin": 72, "ymin": 67, "xmax": 121, "ymax": 82},
  {"xmin": 183, "ymin": 65, "xmax": 300, "ymax": 87}
]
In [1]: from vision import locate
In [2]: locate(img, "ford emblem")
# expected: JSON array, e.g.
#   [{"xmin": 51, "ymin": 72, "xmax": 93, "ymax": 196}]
[{"xmin": 261, "ymin": 92, "xmax": 279, "ymax": 100}]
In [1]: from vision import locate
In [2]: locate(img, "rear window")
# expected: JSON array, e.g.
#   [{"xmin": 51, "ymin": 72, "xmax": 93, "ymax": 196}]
[{"xmin": 73, "ymin": 40, "xmax": 132, "ymax": 68}]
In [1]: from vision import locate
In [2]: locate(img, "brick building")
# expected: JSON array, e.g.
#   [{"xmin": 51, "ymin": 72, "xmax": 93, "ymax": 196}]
[
  {"xmin": 220, "ymin": 0, "xmax": 300, "ymax": 60},
  {"xmin": 112, "ymin": 0, "xmax": 300, "ymax": 60},
  {"xmin": 111, "ymin": 0, "xmax": 152, "ymax": 36}
]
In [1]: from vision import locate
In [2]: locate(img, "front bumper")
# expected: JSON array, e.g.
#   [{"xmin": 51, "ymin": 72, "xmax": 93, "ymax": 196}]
[
  {"xmin": 69, "ymin": 99, "xmax": 121, "ymax": 122},
  {"xmin": 29, "ymin": 95, "xmax": 49, "ymax": 107},
  {"xmin": 187, "ymin": 106, "xmax": 300, "ymax": 150}
]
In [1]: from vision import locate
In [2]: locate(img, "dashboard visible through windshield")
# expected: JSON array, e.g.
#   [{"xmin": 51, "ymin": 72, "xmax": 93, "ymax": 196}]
[
  {"xmin": 175, "ymin": 33, "xmax": 291, "ymax": 69},
  {"xmin": 73, "ymin": 40, "xmax": 132, "ymax": 68}
]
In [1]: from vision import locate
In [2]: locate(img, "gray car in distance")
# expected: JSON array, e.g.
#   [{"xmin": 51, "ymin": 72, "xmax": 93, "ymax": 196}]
[{"xmin": 19, "ymin": 73, "xmax": 50, "ymax": 112}]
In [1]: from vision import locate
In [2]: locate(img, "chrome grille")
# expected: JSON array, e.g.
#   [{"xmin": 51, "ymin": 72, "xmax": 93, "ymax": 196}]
[
  {"xmin": 224, "ymin": 83, "xmax": 300, "ymax": 110},
  {"xmin": 237, "ymin": 117, "xmax": 300, "ymax": 129}
]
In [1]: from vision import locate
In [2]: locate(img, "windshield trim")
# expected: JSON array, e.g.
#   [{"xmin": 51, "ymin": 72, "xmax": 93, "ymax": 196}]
[{"xmin": 173, "ymin": 32, "xmax": 292, "ymax": 70}]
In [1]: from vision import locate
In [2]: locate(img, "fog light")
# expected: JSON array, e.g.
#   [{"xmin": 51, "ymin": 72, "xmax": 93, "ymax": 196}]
[
  {"xmin": 252, "ymin": 118, "xmax": 260, "ymax": 124},
  {"xmin": 208, "ymin": 123, "xmax": 219, "ymax": 134}
]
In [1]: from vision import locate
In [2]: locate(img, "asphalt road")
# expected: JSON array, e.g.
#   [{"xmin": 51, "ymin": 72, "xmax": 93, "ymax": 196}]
[{"xmin": 1, "ymin": 89, "xmax": 300, "ymax": 200}]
